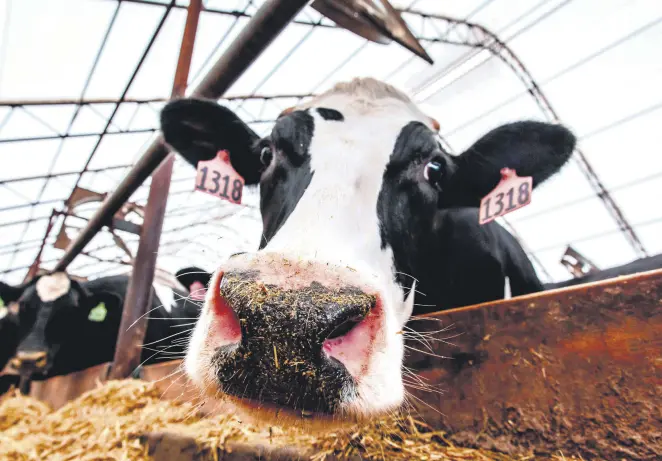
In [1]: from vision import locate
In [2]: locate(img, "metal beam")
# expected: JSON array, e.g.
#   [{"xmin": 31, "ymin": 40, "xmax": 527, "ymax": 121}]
[
  {"xmin": 54, "ymin": 0, "xmax": 315, "ymax": 273},
  {"xmin": 0, "ymin": 93, "xmax": 313, "ymax": 107}
]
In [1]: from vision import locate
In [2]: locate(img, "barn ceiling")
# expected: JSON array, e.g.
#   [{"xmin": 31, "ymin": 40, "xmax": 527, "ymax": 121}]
[{"xmin": 0, "ymin": 0, "xmax": 660, "ymax": 285}]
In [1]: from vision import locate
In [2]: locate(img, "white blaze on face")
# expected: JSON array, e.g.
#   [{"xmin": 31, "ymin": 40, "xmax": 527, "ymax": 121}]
[
  {"xmin": 35, "ymin": 272, "xmax": 71, "ymax": 302},
  {"xmin": 260, "ymin": 88, "xmax": 436, "ymax": 416}
]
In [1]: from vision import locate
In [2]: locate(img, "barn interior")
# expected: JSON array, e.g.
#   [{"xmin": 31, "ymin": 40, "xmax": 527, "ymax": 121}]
[{"xmin": 0, "ymin": 1, "xmax": 660, "ymax": 460}]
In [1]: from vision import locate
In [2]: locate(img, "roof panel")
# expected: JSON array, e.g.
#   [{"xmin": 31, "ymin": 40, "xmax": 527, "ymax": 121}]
[
  {"xmin": 87, "ymin": 131, "xmax": 155, "ymax": 169},
  {"xmin": 84, "ymin": 2, "xmax": 166, "ymax": 99},
  {"xmin": 126, "ymin": 8, "xmax": 187, "ymax": 99},
  {"xmin": 223, "ymin": 23, "xmax": 317, "ymax": 97},
  {"xmin": 542, "ymin": 21, "xmax": 662, "ymax": 136},
  {"xmin": 444, "ymin": 92, "xmax": 547, "ymax": 149},
  {"xmin": 50, "ymin": 136, "xmax": 101, "ymax": 174},
  {"xmin": 0, "ymin": 108, "xmax": 59, "ymax": 140},
  {"xmin": 0, "ymin": 0, "xmax": 116, "ymax": 100},
  {"xmin": 579, "ymin": 105, "xmax": 662, "ymax": 188},
  {"xmin": 636, "ymin": 221, "xmax": 662, "ymax": 255},
  {"xmin": 510, "ymin": 196, "xmax": 621, "ymax": 253},
  {"xmin": 257, "ymin": 27, "xmax": 365, "ymax": 95},
  {"xmin": 507, "ymin": 0, "xmax": 662, "ymax": 83}
]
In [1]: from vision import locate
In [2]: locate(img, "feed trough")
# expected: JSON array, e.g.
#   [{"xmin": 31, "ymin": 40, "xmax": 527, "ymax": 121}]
[{"xmin": 6, "ymin": 268, "xmax": 659, "ymax": 460}]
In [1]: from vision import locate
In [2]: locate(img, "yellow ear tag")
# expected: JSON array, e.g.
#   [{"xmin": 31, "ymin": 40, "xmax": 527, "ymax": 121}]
[{"xmin": 88, "ymin": 302, "xmax": 107, "ymax": 322}]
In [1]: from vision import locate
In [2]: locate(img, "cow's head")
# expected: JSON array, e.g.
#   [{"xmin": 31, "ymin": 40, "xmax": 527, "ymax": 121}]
[
  {"xmin": 160, "ymin": 77, "xmax": 575, "ymax": 425},
  {"xmin": 6, "ymin": 272, "xmax": 110, "ymax": 377},
  {"xmin": 175, "ymin": 266, "xmax": 212, "ymax": 301}
]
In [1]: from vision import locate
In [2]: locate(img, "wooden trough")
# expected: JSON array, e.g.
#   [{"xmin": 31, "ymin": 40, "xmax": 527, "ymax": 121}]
[{"xmin": 15, "ymin": 267, "xmax": 661, "ymax": 460}]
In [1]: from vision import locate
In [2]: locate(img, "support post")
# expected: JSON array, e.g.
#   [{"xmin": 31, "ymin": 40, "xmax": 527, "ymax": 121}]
[{"xmin": 107, "ymin": 0, "xmax": 202, "ymax": 380}]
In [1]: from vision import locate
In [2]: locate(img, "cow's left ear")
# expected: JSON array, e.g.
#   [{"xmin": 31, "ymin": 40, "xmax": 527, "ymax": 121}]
[
  {"xmin": 445, "ymin": 121, "xmax": 576, "ymax": 207},
  {"xmin": 160, "ymin": 98, "xmax": 262, "ymax": 185},
  {"xmin": 0, "ymin": 281, "xmax": 25, "ymax": 306}
]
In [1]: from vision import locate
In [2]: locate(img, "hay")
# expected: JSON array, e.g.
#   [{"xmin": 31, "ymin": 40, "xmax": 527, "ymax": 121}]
[{"xmin": 0, "ymin": 380, "xmax": 581, "ymax": 461}]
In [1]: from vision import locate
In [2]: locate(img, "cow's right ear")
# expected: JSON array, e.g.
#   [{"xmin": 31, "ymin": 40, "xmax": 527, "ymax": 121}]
[
  {"xmin": 160, "ymin": 98, "xmax": 262, "ymax": 185},
  {"xmin": 0, "ymin": 281, "xmax": 24, "ymax": 306}
]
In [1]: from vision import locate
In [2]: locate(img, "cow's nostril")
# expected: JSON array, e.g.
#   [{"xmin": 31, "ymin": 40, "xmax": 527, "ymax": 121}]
[{"xmin": 326, "ymin": 316, "xmax": 363, "ymax": 340}]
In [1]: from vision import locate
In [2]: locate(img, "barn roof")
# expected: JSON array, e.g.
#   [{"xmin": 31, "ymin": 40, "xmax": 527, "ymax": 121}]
[{"xmin": 1, "ymin": 0, "xmax": 660, "ymax": 285}]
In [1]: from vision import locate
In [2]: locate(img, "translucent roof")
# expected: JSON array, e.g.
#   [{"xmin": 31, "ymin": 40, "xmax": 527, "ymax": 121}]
[{"xmin": 1, "ymin": 0, "xmax": 660, "ymax": 286}]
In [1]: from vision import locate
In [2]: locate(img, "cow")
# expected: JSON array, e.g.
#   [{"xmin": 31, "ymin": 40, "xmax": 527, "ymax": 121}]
[
  {"xmin": 545, "ymin": 253, "xmax": 662, "ymax": 290},
  {"xmin": 159, "ymin": 77, "xmax": 576, "ymax": 426},
  {"xmin": 0, "ymin": 268, "xmax": 211, "ymax": 385},
  {"xmin": 0, "ymin": 282, "xmax": 21, "ymax": 393}
]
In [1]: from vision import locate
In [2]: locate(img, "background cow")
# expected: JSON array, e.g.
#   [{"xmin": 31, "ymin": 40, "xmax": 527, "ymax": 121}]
[
  {"xmin": 545, "ymin": 253, "xmax": 662, "ymax": 290},
  {"xmin": 0, "ymin": 267, "xmax": 211, "ymax": 386},
  {"xmin": 160, "ymin": 77, "xmax": 576, "ymax": 426}
]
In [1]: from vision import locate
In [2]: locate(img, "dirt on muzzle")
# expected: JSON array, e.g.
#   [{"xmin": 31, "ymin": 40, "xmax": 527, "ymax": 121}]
[{"xmin": 212, "ymin": 271, "xmax": 377, "ymax": 415}]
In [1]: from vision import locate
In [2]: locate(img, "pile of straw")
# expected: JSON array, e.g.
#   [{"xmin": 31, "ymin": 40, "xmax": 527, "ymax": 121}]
[{"xmin": 0, "ymin": 380, "xmax": 579, "ymax": 461}]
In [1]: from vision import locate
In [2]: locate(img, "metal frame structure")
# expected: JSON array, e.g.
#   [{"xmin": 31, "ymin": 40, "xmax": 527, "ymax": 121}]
[{"xmin": 1, "ymin": 2, "xmax": 655, "ymax": 287}]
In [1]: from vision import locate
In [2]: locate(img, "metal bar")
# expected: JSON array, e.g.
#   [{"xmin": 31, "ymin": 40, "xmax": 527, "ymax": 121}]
[
  {"xmin": 0, "ymin": 164, "xmax": 131, "ymax": 185},
  {"xmin": 0, "ymin": 128, "xmax": 156, "ymax": 144},
  {"xmin": 54, "ymin": 0, "xmax": 313, "ymax": 273},
  {"xmin": 0, "ymin": 93, "xmax": 313, "ymax": 107},
  {"xmin": 24, "ymin": 210, "xmax": 58, "ymax": 282},
  {"xmin": 107, "ymin": 0, "xmax": 202, "ymax": 380}
]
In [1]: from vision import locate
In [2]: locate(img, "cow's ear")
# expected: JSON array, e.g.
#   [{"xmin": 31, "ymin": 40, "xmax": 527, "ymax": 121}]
[
  {"xmin": 446, "ymin": 121, "xmax": 576, "ymax": 207},
  {"xmin": 160, "ymin": 98, "xmax": 262, "ymax": 185},
  {"xmin": 69, "ymin": 279, "xmax": 92, "ymax": 301},
  {"xmin": 0, "ymin": 281, "xmax": 24, "ymax": 305},
  {"xmin": 174, "ymin": 267, "xmax": 211, "ymax": 291}
]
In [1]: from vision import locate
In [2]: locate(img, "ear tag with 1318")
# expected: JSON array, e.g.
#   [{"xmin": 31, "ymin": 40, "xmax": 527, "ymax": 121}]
[
  {"xmin": 194, "ymin": 150, "xmax": 244, "ymax": 205},
  {"xmin": 479, "ymin": 168, "xmax": 532, "ymax": 225}
]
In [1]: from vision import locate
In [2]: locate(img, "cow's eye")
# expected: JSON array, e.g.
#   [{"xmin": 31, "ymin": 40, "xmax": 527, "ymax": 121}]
[
  {"xmin": 260, "ymin": 146, "xmax": 273, "ymax": 165},
  {"xmin": 424, "ymin": 160, "xmax": 444, "ymax": 189}
]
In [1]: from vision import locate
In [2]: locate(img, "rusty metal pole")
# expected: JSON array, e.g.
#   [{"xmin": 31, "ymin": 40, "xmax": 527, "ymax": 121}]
[
  {"xmin": 54, "ymin": 0, "xmax": 312, "ymax": 273},
  {"xmin": 107, "ymin": 0, "xmax": 203, "ymax": 380}
]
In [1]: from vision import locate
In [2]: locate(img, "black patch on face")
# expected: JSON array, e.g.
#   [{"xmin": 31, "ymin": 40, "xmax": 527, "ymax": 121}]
[
  {"xmin": 316, "ymin": 107, "xmax": 344, "ymax": 121},
  {"xmin": 211, "ymin": 271, "xmax": 376, "ymax": 414},
  {"xmin": 376, "ymin": 122, "xmax": 456, "ymax": 294},
  {"xmin": 258, "ymin": 110, "xmax": 316, "ymax": 248}
]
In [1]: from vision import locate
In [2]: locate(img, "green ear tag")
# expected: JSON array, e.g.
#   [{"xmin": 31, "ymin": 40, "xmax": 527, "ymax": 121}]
[
  {"xmin": 0, "ymin": 296, "xmax": 5, "ymax": 308},
  {"xmin": 88, "ymin": 302, "xmax": 107, "ymax": 322}
]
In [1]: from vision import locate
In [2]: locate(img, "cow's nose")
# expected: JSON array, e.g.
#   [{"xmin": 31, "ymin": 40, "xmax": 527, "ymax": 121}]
[
  {"xmin": 12, "ymin": 351, "xmax": 48, "ymax": 371},
  {"xmin": 208, "ymin": 266, "xmax": 380, "ymax": 413}
]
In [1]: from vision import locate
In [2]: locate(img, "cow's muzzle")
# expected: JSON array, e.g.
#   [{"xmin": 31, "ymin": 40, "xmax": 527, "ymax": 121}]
[
  {"xmin": 203, "ymin": 257, "xmax": 383, "ymax": 415},
  {"xmin": 10, "ymin": 350, "xmax": 49, "ymax": 375}
]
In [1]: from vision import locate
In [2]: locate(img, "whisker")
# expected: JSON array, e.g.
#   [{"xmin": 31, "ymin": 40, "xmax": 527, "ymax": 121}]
[
  {"xmin": 404, "ymin": 344, "xmax": 452, "ymax": 360},
  {"xmin": 141, "ymin": 328, "xmax": 194, "ymax": 346}
]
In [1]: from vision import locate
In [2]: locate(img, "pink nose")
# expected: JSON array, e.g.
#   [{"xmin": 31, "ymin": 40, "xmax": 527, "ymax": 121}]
[
  {"xmin": 188, "ymin": 281, "xmax": 207, "ymax": 301},
  {"xmin": 203, "ymin": 256, "xmax": 383, "ymax": 413}
]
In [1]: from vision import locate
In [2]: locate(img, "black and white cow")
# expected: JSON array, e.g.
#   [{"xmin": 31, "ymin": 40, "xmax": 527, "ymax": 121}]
[
  {"xmin": 159, "ymin": 77, "xmax": 575, "ymax": 425},
  {"xmin": 545, "ymin": 253, "xmax": 662, "ymax": 290},
  {"xmin": 0, "ymin": 268, "xmax": 210, "ymax": 383},
  {"xmin": 0, "ymin": 281, "xmax": 21, "ymax": 392}
]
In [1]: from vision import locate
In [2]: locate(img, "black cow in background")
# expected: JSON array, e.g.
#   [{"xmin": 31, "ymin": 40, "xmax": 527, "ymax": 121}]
[
  {"xmin": 545, "ymin": 253, "xmax": 662, "ymax": 290},
  {"xmin": 0, "ymin": 267, "xmax": 211, "ymax": 390},
  {"xmin": 0, "ymin": 283, "xmax": 21, "ymax": 393}
]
